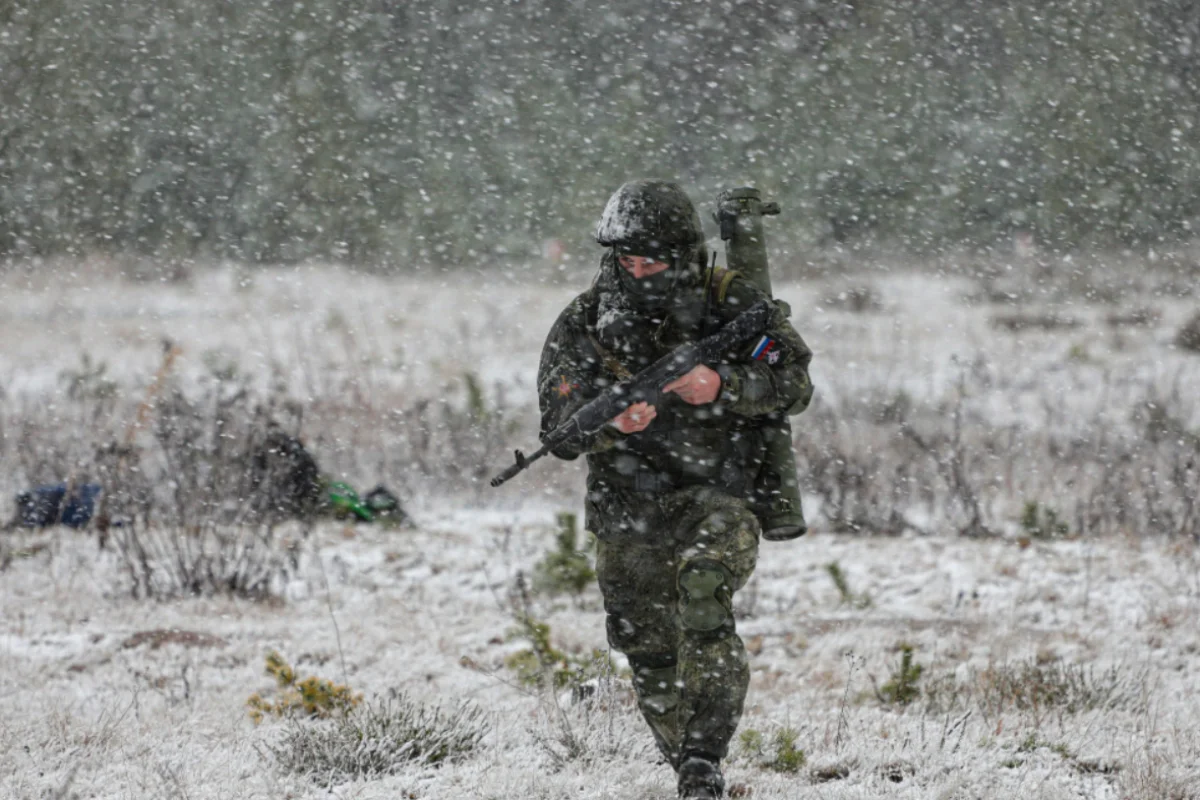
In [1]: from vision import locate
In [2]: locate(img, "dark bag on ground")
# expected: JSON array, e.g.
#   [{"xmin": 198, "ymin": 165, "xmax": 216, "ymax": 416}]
[{"xmin": 15, "ymin": 483, "xmax": 103, "ymax": 528}]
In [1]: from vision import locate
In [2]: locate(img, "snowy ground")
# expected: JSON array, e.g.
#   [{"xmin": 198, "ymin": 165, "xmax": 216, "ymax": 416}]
[
  {"xmin": 3, "ymin": 516, "xmax": 1199, "ymax": 799},
  {"xmin": 2, "ymin": 259, "xmax": 1200, "ymax": 798}
]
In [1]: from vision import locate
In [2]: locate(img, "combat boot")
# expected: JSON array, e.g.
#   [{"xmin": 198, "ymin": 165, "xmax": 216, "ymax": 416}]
[{"xmin": 677, "ymin": 754, "xmax": 725, "ymax": 799}]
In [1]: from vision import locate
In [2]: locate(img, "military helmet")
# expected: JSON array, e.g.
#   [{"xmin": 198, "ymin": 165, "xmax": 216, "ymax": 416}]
[{"xmin": 595, "ymin": 180, "xmax": 704, "ymax": 261}]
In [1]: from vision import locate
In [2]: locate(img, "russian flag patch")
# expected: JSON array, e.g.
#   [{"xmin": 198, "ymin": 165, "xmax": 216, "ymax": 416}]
[{"xmin": 751, "ymin": 336, "xmax": 781, "ymax": 364}]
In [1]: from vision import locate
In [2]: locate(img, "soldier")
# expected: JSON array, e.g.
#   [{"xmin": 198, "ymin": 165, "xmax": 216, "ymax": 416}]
[{"xmin": 536, "ymin": 180, "xmax": 814, "ymax": 799}]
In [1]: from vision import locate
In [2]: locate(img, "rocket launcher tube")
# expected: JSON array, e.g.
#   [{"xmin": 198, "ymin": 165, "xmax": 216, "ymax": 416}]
[
  {"xmin": 490, "ymin": 299, "xmax": 774, "ymax": 488},
  {"xmin": 715, "ymin": 187, "xmax": 780, "ymax": 297}
]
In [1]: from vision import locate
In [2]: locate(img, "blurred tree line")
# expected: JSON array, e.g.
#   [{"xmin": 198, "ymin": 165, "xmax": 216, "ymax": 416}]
[{"xmin": 2, "ymin": 0, "xmax": 1199, "ymax": 268}]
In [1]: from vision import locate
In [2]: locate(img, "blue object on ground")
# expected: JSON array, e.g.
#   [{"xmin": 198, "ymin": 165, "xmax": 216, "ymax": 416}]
[{"xmin": 15, "ymin": 483, "xmax": 103, "ymax": 528}]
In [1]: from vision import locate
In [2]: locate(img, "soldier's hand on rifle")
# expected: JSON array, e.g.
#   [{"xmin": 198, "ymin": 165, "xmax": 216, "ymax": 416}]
[
  {"xmin": 663, "ymin": 364, "xmax": 720, "ymax": 405},
  {"xmin": 610, "ymin": 401, "xmax": 656, "ymax": 434}
]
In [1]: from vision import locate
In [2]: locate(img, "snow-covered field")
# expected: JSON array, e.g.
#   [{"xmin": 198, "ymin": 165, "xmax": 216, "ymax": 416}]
[{"xmin": 2, "ymin": 260, "xmax": 1199, "ymax": 798}]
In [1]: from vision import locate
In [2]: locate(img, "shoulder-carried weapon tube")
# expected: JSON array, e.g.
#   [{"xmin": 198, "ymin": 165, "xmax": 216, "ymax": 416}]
[{"xmin": 490, "ymin": 298, "xmax": 773, "ymax": 488}]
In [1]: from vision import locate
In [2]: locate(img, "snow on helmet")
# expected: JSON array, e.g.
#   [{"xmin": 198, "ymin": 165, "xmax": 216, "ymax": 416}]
[{"xmin": 595, "ymin": 180, "xmax": 704, "ymax": 260}]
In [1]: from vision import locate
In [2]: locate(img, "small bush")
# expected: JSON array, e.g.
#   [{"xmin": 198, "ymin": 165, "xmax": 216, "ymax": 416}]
[
  {"xmin": 1021, "ymin": 501, "xmax": 1070, "ymax": 540},
  {"xmin": 266, "ymin": 689, "xmax": 487, "ymax": 786},
  {"xmin": 247, "ymin": 651, "xmax": 362, "ymax": 723},
  {"xmin": 876, "ymin": 645, "xmax": 923, "ymax": 706},
  {"xmin": 737, "ymin": 725, "xmax": 806, "ymax": 773},
  {"xmin": 505, "ymin": 570, "xmax": 614, "ymax": 690},
  {"xmin": 738, "ymin": 727, "xmax": 764, "ymax": 756},
  {"xmin": 115, "ymin": 523, "xmax": 301, "ymax": 600},
  {"xmin": 504, "ymin": 615, "xmax": 614, "ymax": 690},
  {"xmin": 533, "ymin": 512, "xmax": 595, "ymax": 598}
]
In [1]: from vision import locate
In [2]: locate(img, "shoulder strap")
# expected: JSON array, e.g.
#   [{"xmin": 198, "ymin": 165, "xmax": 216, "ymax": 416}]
[
  {"xmin": 717, "ymin": 269, "xmax": 739, "ymax": 303},
  {"xmin": 587, "ymin": 333, "xmax": 632, "ymax": 380},
  {"xmin": 703, "ymin": 267, "xmax": 741, "ymax": 304}
]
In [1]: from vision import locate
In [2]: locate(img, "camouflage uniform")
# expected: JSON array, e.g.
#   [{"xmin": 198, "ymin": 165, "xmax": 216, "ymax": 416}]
[{"xmin": 537, "ymin": 201, "xmax": 813, "ymax": 783}]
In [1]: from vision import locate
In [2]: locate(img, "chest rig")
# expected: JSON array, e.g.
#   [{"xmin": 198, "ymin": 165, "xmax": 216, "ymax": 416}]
[{"xmin": 582, "ymin": 270, "xmax": 763, "ymax": 495}]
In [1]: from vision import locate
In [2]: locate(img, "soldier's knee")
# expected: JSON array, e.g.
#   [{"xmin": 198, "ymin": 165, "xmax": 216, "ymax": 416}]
[
  {"xmin": 717, "ymin": 506, "xmax": 760, "ymax": 545},
  {"xmin": 678, "ymin": 559, "xmax": 734, "ymax": 639},
  {"xmin": 689, "ymin": 505, "xmax": 759, "ymax": 552},
  {"xmin": 685, "ymin": 504, "xmax": 759, "ymax": 592}
]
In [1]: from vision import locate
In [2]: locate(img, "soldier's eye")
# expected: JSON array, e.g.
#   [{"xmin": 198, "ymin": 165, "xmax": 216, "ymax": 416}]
[{"xmin": 618, "ymin": 254, "xmax": 666, "ymax": 271}]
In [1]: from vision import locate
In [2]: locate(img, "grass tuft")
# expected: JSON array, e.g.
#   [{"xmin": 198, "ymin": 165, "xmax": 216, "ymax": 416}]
[
  {"xmin": 266, "ymin": 689, "xmax": 487, "ymax": 786},
  {"xmin": 924, "ymin": 658, "xmax": 1146, "ymax": 720}
]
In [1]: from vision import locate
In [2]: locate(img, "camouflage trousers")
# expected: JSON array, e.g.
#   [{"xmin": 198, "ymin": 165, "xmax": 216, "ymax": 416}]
[{"xmin": 592, "ymin": 486, "xmax": 760, "ymax": 768}]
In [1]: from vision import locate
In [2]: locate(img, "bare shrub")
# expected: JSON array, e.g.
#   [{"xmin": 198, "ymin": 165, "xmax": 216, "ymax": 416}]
[
  {"xmin": 797, "ymin": 380, "xmax": 1005, "ymax": 537},
  {"xmin": 146, "ymin": 387, "xmax": 321, "ymax": 528},
  {"xmin": 95, "ymin": 384, "xmax": 317, "ymax": 599},
  {"xmin": 1118, "ymin": 750, "xmax": 1200, "ymax": 800},
  {"xmin": 793, "ymin": 363, "xmax": 1200, "ymax": 541},
  {"xmin": 4, "ymin": 373, "xmax": 123, "ymax": 498},
  {"xmin": 900, "ymin": 401, "xmax": 999, "ymax": 539},
  {"xmin": 0, "ymin": 373, "xmax": 318, "ymax": 597},
  {"xmin": 378, "ymin": 372, "xmax": 522, "ymax": 490},
  {"xmin": 113, "ymin": 522, "xmax": 302, "ymax": 600},
  {"xmin": 266, "ymin": 690, "xmax": 488, "ymax": 787},
  {"xmin": 796, "ymin": 394, "xmax": 927, "ymax": 535},
  {"xmin": 531, "ymin": 673, "xmax": 649, "ymax": 771},
  {"xmin": 924, "ymin": 658, "xmax": 1148, "ymax": 725}
]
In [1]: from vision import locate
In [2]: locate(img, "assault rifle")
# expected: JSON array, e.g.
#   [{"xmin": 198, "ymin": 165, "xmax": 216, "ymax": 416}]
[{"xmin": 490, "ymin": 299, "xmax": 773, "ymax": 488}]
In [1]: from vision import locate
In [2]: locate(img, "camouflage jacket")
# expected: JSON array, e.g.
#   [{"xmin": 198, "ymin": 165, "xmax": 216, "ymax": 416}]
[{"xmin": 537, "ymin": 257, "xmax": 813, "ymax": 502}]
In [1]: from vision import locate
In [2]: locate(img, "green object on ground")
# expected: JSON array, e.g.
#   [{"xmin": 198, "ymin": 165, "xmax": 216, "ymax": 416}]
[{"xmin": 327, "ymin": 481, "xmax": 373, "ymax": 522}]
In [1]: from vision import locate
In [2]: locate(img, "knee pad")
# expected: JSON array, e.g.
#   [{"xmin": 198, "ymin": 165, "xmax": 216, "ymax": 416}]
[{"xmin": 678, "ymin": 560, "xmax": 734, "ymax": 635}]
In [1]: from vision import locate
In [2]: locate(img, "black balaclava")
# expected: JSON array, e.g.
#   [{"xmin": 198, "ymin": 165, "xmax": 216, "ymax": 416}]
[
  {"xmin": 612, "ymin": 246, "xmax": 691, "ymax": 312},
  {"xmin": 594, "ymin": 180, "xmax": 705, "ymax": 314}
]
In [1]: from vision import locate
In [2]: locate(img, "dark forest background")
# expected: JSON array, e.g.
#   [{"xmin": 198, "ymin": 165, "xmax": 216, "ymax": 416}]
[{"xmin": 3, "ymin": 0, "xmax": 1200, "ymax": 268}]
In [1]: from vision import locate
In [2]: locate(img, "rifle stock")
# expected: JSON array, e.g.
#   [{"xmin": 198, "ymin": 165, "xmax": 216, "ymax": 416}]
[{"xmin": 491, "ymin": 299, "xmax": 773, "ymax": 488}]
